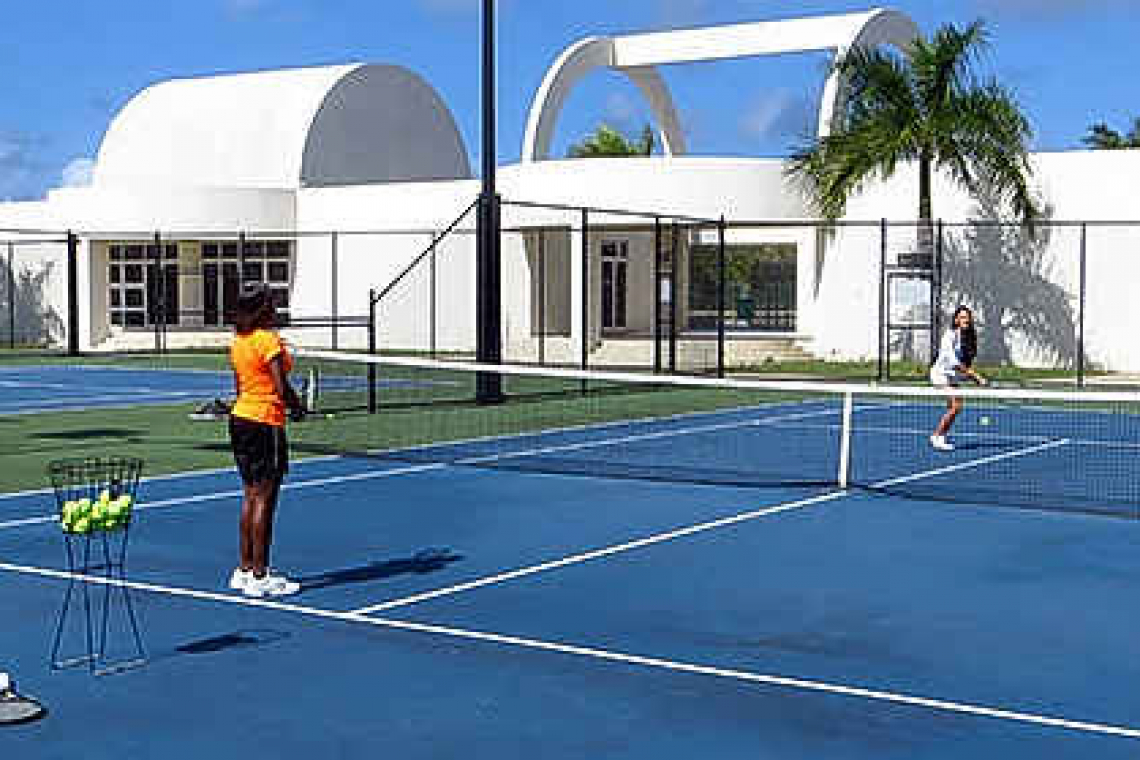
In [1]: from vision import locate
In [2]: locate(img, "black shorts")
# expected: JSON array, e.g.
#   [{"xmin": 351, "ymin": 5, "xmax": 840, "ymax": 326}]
[{"xmin": 229, "ymin": 415, "xmax": 289, "ymax": 484}]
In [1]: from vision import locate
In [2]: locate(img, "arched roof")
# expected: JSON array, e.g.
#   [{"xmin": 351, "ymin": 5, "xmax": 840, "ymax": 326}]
[
  {"xmin": 94, "ymin": 63, "xmax": 471, "ymax": 189},
  {"xmin": 522, "ymin": 8, "xmax": 920, "ymax": 162}
]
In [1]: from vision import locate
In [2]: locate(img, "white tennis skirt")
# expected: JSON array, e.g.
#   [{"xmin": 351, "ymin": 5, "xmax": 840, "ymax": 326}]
[{"xmin": 929, "ymin": 367, "xmax": 962, "ymax": 387}]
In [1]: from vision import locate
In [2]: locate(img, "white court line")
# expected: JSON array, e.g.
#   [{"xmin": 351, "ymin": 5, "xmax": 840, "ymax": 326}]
[
  {"xmin": 0, "ymin": 390, "xmax": 196, "ymax": 413},
  {"xmin": 871, "ymin": 439, "xmax": 1072, "ymax": 489},
  {"xmin": 0, "ymin": 402, "xmax": 847, "ymax": 529},
  {"xmin": 0, "ymin": 461, "xmax": 450, "ymax": 531},
  {"xmin": 353, "ymin": 490, "xmax": 850, "ymax": 614},
  {"xmin": 354, "ymin": 437, "xmax": 1074, "ymax": 616},
  {"xmin": 0, "ymin": 397, "xmax": 828, "ymax": 502},
  {"xmin": 0, "ymin": 379, "xmax": 74, "ymax": 389},
  {"xmin": 0, "ymin": 558, "xmax": 1137, "ymax": 742}
]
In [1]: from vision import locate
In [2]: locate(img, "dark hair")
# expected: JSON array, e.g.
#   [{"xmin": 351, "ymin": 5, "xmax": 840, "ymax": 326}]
[
  {"xmin": 953, "ymin": 305, "xmax": 977, "ymax": 367},
  {"xmin": 234, "ymin": 285, "xmax": 274, "ymax": 334}
]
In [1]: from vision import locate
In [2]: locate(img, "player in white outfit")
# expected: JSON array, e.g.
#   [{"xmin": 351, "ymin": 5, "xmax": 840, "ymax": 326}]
[{"xmin": 929, "ymin": 305, "xmax": 987, "ymax": 451}]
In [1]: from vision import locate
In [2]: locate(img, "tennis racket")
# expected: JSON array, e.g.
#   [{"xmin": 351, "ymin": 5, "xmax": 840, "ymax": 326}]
[{"xmin": 0, "ymin": 674, "xmax": 46, "ymax": 725}]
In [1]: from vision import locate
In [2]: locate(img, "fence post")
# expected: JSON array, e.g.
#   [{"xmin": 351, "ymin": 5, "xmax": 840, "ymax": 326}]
[
  {"xmin": 653, "ymin": 217, "xmax": 662, "ymax": 374},
  {"xmin": 430, "ymin": 232, "xmax": 437, "ymax": 359},
  {"xmin": 716, "ymin": 216, "xmax": 726, "ymax": 378},
  {"xmin": 66, "ymin": 232, "xmax": 79, "ymax": 356},
  {"xmin": 878, "ymin": 219, "xmax": 887, "ymax": 381},
  {"xmin": 330, "ymin": 232, "xmax": 339, "ymax": 350},
  {"xmin": 8, "ymin": 241, "xmax": 17, "ymax": 349},
  {"xmin": 1077, "ymin": 222, "xmax": 1087, "ymax": 388},
  {"xmin": 931, "ymin": 220, "xmax": 944, "ymax": 367},
  {"xmin": 367, "ymin": 288, "xmax": 378, "ymax": 414},
  {"xmin": 153, "ymin": 231, "xmax": 166, "ymax": 354},
  {"xmin": 580, "ymin": 208, "xmax": 590, "ymax": 391},
  {"xmin": 537, "ymin": 228, "xmax": 546, "ymax": 366},
  {"xmin": 237, "ymin": 231, "xmax": 246, "ymax": 298},
  {"xmin": 669, "ymin": 222, "xmax": 678, "ymax": 373}
]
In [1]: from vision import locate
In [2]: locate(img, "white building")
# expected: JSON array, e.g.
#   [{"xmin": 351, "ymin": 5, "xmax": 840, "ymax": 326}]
[{"xmin": 3, "ymin": 7, "xmax": 1140, "ymax": 372}]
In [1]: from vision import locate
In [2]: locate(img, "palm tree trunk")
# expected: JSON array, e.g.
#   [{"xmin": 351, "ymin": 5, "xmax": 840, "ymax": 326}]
[{"xmin": 917, "ymin": 153, "xmax": 934, "ymax": 269}]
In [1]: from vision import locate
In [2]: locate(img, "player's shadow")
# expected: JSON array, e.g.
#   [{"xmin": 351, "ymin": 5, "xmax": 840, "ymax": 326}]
[
  {"xmin": 298, "ymin": 548, "xmax": 463, "ymax": 592},
  {"xmin": 948, "ymin": 440, "xmax": 1016, "ymax": 452},
  {"xmin": 33, "ymin": 428, "xmax": 145, "ymax": 440},
  {"xmin": 142, "ymin": 628, "xmax": 292, "ymax": 665}
]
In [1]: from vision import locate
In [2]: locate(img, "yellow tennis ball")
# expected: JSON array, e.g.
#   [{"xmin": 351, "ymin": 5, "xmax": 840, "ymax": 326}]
[{"xmin": 980, "ymin": 416, "xmax": 991, "ymax": 427}]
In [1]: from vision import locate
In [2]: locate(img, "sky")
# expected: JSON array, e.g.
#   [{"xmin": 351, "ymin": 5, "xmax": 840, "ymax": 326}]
[{"xmin": 1, "ymin": 0, "xmax": 1137, "ymax": 201}]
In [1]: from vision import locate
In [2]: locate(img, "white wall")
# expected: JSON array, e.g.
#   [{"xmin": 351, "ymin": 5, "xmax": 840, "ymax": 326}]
[{"xmin": 814, "ymin": 149, "xmax": 1140, "ymax": 371}]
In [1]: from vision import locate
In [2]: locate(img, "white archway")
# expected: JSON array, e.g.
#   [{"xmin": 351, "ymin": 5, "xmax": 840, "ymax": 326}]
[{"xmin": 521, "ymin": 8, "xmax": 920, "ymax": 162}]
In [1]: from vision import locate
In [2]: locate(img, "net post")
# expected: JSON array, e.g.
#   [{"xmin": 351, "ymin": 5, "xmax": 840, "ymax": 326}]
[
  {"xmin": 367, "ymin": 288, "xmax": 378, "ymax": 414},
  {"xmin": 66, "ymin": 232, "xmax": 80, "ymax": 356},
  {"xmin": 837, "ymin": 391, "xmax": 854, "ymax": 489}
]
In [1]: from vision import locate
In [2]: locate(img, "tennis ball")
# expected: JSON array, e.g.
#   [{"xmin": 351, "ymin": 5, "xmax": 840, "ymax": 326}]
[{"xmin": 980, "ymin": 416, "xmax": 992, "ymax": 427}]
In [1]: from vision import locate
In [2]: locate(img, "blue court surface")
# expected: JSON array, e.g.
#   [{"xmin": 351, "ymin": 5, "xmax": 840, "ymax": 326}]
[
  {"xmin": 3, "ymin": 393, "xmax": 1140, "ymax": 759},
  {"xmin": 0, "ymin": 364, "xmax": 231, "ymax": 414},
  {"xmin": 0, "ymin": 362, "xmax": 439, "ymax": 415}
]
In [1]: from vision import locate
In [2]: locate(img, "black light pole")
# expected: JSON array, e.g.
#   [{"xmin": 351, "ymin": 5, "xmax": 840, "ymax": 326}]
[{"xmin": 475, "ymin": 0, "xmax": 504, "ymax": 403}]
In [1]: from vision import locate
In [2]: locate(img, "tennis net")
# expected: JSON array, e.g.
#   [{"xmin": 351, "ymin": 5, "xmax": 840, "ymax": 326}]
[{"xmin": 290, "ymin": 348, "xmax": 1140, "ymax": 518}]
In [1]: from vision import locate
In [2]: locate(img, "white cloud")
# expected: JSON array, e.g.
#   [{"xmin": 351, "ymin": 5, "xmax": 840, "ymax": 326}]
[
  {"xmin": 739, "ymin": 91, "xmax": 814, "ymax": 143},
  {"xmin": 61, "ymin": 158, "xmax": 95, "ymax": 188},
  {"xmin": 0, "ymin": 132, "xmax": 45, "ymax": 201},
  {"xmin": 972, "ymin": 0, "xmax": 1133, "ymax": 18},
  {"xmin": 655, "ymin": 0, "xmax": 713, "ymax": 29},
  {"xmin": 225, "ymin": 0, "xmax": 269, "ymax": 12},
  {"xmin": 605, "ymin": 92, "xmax": 638, "ymax": 123}
]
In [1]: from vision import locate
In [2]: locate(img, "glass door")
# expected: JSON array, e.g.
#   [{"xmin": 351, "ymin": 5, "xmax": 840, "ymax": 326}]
[{"xmin": 600, "ymin": 240, "xmax": 628, "ymax": 332}]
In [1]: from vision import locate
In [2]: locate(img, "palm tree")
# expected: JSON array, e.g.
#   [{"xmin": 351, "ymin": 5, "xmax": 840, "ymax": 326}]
[
  {"xmin": 567, "ymin": 124, "xmax": 655, "ymax": 158},
  {"xmin": 1082, "ymin": 118, "xmax": 1140, "ymax": 149},
  {"xmin": 786, "ymin": 20, "xmax": 1040, "ymax": 258}
]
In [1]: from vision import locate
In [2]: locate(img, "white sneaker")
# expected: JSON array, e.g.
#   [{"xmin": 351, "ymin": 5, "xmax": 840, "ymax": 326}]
[
  {"xmin": 930, "ymin": 435, "xmax": 955, "ymax": 451},
  {"xmin": 228, "ymin": 567, "xmax": 252, "ymax": 591},
  {"xmin": 243, "ymin": 572, "xmax": 300, "ymax": 598}
]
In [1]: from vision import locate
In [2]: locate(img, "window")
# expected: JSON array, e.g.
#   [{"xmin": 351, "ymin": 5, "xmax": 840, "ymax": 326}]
[
  {"xmin": 201, "ymin": 240, "xmax": 293, "ymax": 326},
  {"xmin": 107, "ymin": 243, "xmax": 179, "ymax": 328},
  {"xmin": 688, "ymin": 243, "xmax": 797, "ymax": 332},
  {"xmin": 107, "ymin": 239, "xmax": 293, "ymax": 330}
]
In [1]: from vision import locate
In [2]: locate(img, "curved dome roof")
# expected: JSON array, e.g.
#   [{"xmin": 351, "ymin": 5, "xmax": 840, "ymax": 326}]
[{"xmin": 94, "ymin": 63, "xmax": 471, "ymax": 189}]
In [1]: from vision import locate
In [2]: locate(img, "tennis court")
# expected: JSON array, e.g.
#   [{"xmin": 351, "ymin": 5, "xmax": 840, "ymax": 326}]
[{"xmin": 2, "ymin": 355, "xmax": 1140, "ymax": 758}]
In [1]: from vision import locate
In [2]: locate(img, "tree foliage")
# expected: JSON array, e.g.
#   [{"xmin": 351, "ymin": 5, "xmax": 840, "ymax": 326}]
[
  {"xmin": 785, "ymin": 20, "xmax": 1039, "ymax": 230},
  {"xmin": 1082, "ymin": 118, "xmax": 1140, "ymax": 149},
  {"xmin": 567, "ymin": 124, "xmax": 655, "ymax": 158}
]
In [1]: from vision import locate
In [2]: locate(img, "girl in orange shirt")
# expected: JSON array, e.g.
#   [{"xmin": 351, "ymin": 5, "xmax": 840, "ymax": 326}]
[{"xmin": 227, "ymin": 285, "xmax": 306, "ymax": 597}]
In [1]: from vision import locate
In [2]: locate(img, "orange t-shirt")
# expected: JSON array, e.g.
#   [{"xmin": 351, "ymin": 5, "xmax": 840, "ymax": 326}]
[{"xmin": 230, "ymin": 329, "xmax": 293, "ymax": 427}]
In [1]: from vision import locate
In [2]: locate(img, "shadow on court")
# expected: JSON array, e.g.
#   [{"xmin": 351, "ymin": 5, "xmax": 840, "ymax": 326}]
[
  {"xmin": 32, "ymin": 428, "xmax": 146, "ymax": 441},
  {"xmin": 298, "ymin": 548, "xmax": 463, "ymax": 592},
  {"xmin": 172, "ymin": 629, "xmax": 291, "ymax": 657}
]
